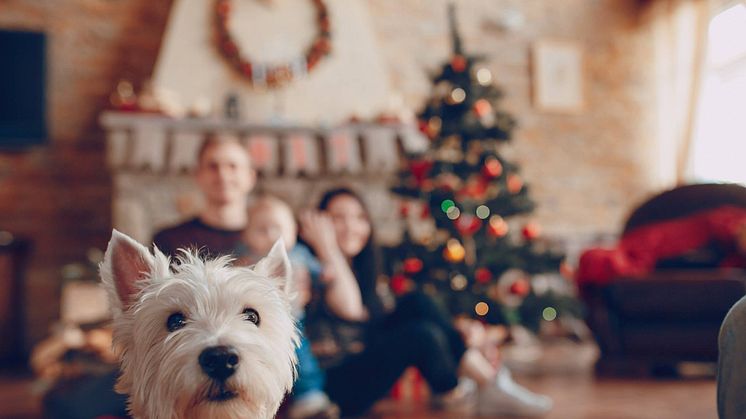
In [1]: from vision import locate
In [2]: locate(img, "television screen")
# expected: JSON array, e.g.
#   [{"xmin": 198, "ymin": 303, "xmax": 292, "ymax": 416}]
[{"xmin": 0, "ymin": 30, "xmax": 47, "ymax": 148}]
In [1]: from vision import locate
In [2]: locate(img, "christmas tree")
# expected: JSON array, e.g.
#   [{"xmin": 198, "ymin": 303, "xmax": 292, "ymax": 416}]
[{"xmin": 386, "ymin": 4, "xmax": 583, "ymax": 333}]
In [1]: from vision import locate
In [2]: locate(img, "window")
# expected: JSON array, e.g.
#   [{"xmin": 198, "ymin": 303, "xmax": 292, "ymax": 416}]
[{"xmin": 689, "ymin": 3, "xmax": 746, "ymax": 184}]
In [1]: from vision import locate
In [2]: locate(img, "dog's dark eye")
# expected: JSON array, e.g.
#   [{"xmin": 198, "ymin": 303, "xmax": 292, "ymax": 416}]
[
  {"xmin": 242, "ymin": 308, "xmax": 260, "ymax": 326},
  {"xmin": 166, "ymin": 312, "xmax": 187, "ymax": 332}
]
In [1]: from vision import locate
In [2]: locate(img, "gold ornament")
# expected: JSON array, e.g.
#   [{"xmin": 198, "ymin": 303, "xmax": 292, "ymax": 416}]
[
  {"xmin": 475, "ymin": 302, "xmax": 490, "ymax": 316},
  {"xmin": 427, "ymin": 116, "xmax": 442, "ymax": 137},
  {"xmin": 443, "ymin": 239, "xmax": 466, "ymax": 263}
]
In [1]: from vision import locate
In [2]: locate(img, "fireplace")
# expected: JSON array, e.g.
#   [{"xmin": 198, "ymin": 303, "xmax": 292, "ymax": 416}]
[{"xmin": 100, "ymin": 111, "xmax": 428, "ymax": 245}]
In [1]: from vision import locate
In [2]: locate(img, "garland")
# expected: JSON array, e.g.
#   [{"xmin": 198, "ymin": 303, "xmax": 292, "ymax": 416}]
[{"xmin": 214, "ymin": 0, "xmax": 332, "ymax": 88}]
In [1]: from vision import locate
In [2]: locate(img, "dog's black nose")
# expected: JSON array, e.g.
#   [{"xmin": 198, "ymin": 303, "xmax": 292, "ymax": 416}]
[{"xmin": 199, "ymin": 346, "xmax": 240, "ymax": 381}]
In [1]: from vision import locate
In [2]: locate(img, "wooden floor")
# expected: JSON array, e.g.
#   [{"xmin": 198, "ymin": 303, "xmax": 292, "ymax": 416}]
[
  {"xmin": 0, "ymin": 372, "xmax": 716, "ymax": 419},
  {"xmin": 372, "ymin": 374, "xmax": 716, "ymax": 419}
]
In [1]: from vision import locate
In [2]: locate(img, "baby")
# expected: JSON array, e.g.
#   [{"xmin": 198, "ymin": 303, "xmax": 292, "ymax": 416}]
[{"xmin": 241, "ymin": 195, "xmax": 338, "ymax": 419}]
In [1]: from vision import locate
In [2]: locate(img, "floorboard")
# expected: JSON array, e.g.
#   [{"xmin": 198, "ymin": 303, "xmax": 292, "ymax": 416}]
[{"xmin": 0, "ymin": 372, "xmax": 716, "ymax": 419}]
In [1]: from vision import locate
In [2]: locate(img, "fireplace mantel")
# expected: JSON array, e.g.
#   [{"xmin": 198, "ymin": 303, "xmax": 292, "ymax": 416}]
[{"xmin": 100, "ymin": 111, "xmax": 428, "ymax": 244}]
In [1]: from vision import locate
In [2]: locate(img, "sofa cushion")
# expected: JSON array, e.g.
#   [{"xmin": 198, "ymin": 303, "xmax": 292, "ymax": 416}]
[{"xmin": 604, "ymin": 270, "xmax": 746, "ymax": 321}]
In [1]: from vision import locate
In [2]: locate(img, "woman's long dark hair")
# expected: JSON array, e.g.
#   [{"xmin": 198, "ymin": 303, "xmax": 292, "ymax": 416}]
[{"xmin": 318, "ymin": 187, "xmax": 386, "ymax": 320}]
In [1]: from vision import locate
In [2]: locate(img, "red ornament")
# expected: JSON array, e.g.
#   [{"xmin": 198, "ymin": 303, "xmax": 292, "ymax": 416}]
[
  {"xmin": 488, "ymin": 215, "xmax": 509, "ymax": 238},
  {"xmin": 455, "ymin": 214, "xmax": 482, "ymax": 236},
  {"xmin": 458, "ymin": 177, "xmax": 488, "ymax": 200},
  {"xmin": 400, "ymin": 202, "xmax": 410, "ymax": 217},
  {"xmin": 560, "ymin": 260, "xmax": 575, "ymax": 279},
  {"xmin": 420, "ymin": 205, "xmax": 431, "ymax": 219},
  {"xmin": 482, "ymin": 158, "xmax": 503, "ymax": 179},
  {"xmin": 475, "ymin": 268, "xmax": 492, "ymax": 284},
  {"xmin": 240, "ymin": 62, "xmax": 253, "ymax": 77},
  {"xmin": 509, "ymin": 278, "xmax": 531, "ymax": 296},
  {"xmin": 507, "ymin": 174, "xmax": 524, "ymax": 194},
  {"xmin": 451, "ymin": 55, "xmax": 467, "ymax": 72},
  {"xmin": 403, "ymin": 258, "xmax": 424, "ymax": 274},
  {"xmin": 418, "ymin": 119, "xmax": 429, "ymax": 135},
  {"xmin": 409, "ymin": 160, "xmax": 433, "ymax": 183},
  {"xmin": 522, "ymin": 222, "xmax": 542, "ymax": 240},
  {"xmin": 391, "ymin": 274, "xmax": 410, "ymax": 296},
  {"xmin": 473, "ymin": 99, "xmax": 492, "ymax": 118}
]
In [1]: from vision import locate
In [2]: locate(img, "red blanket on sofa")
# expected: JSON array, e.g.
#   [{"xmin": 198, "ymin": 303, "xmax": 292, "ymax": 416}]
[{"xmin": 576, "ymin": 206, "xmax": 746, "ymax": 285}]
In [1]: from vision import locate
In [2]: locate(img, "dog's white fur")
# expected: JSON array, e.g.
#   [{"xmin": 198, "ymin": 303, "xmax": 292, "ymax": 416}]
[{"xmin": 100, "ymin": 230, "xmax": 299, "ymax": 419}]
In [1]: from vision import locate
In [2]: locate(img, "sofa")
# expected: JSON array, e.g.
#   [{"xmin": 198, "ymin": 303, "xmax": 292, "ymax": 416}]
[{"xmin": 577, "ymin": 183, "xmax": 746, "ymax": 375}]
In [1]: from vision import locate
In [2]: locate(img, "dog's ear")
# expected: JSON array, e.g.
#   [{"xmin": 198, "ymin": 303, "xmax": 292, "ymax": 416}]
[
  {"xmin": 100, "ymin": 229, "xmax": 155, "ymax": 311},
  {"xmin": 253, "ymin": 238, "xmax": 293, "ymax": 294}
]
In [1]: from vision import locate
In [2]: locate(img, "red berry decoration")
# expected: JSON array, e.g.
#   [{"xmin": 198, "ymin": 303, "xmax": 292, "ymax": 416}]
[
  {"xmin": 418, "ymin": 119, "xmax": 429, "ymax": 135},
  {"xmin": 475, "ymin": 268, "xmax": 492, "ymax": 284},
  {"xmin": 473, "ymin": 99, "xmax": 492, "ymax": 117},
  {"xmin": 455, "ymin": 214, "xmax": 482, "ymax": 236},
  {"xmin": 391, "ymin": 274, "xmax": 410, "ymax": 296},
  {"xmin": 420, "ymin": 205, "xmax": 431, "ymax": 219},
  {"xmin": 403, "ymin": 258, "xmax": 424, "ymax": 274},
  {"xmin": 240, "ymin": 62, "xmax": 253, "ymax": 77},
  {"xmin": 482, "ymin": 158, "xmax": 503, "ymax": 178},
  {"xmin": 522, "ymin": 222, "xmax": 541, "ymax": 240},
  {"xmin": 451, "ymin": 55, "xmax": 467, "ymax": 72},
  {"xmin": 507, "ymin": 174, "xmax": 523, "ymax": 194},
  {"xmin": 560, "ymin": 260, "xmax": 575, "ymax": 279},
  {"xmin": 409, "ymin": 160, "xmax": 434, "ymax": 182},
  {"xmin": 400, "ymin": 202, "xmax": 410, "ymax": 217},
  {"xmin": 509, "ymin": 278, "xmax": 531, "ymax": 297}
]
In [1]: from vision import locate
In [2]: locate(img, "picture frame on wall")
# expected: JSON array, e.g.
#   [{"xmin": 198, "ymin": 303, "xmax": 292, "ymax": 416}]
[{"xmin": 532, "ymin": 39, "xmax": 584, "ymax": 114}]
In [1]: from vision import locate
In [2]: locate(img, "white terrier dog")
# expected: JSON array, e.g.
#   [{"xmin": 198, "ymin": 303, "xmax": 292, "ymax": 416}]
[{"xmin": 100, "ymin": 230, "xmax": 299, "ymax": 419}]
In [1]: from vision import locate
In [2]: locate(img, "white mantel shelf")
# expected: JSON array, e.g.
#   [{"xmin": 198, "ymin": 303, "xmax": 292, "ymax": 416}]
[
  {"xmin": 100, "ymin": 111, "xmax": 412, "ymax": 134},
  {"xmin": 99, "ymin": 111, "xmax": 428, "ymax": 176}
]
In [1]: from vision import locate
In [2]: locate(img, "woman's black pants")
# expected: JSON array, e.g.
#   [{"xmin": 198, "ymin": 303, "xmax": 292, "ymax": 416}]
[{"xmin": 324, "ymin": 292, "xmax": 468, "ymax": 416}]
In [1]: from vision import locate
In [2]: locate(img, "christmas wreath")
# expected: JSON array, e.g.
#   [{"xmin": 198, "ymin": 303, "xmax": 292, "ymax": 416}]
[{"xmin": 214, "ymin": 0, "xmax": 332, "ymax": 88}]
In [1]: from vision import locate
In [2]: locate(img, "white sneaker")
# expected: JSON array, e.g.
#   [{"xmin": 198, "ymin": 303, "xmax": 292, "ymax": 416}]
[
  {"xmin": 476, "ymin": 367, "xmax": 553, "ymax": 417},
  {"xmin": 431, "ymin": 377, "xmax": 478, "ymax": 411}
]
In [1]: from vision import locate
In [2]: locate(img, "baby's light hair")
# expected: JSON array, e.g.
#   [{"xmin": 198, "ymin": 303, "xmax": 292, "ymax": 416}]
[{"xmin": 246, "ymin": 194, "xmax": 296, "ymax": 228}]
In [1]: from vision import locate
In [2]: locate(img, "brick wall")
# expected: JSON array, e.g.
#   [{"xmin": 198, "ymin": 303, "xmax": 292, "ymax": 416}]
[
  {"xmin": 0, "ymin": 0, "xmax": 173, "ymax": 349},
  {"xmin": 0, "ymin": 0, "xmax": 659, "ymax": 350}
]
